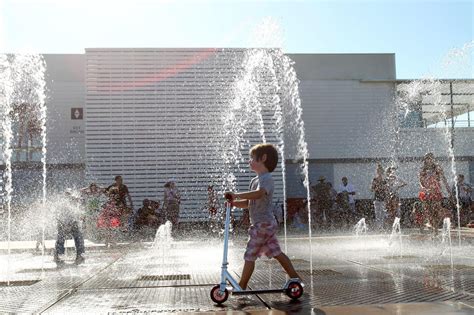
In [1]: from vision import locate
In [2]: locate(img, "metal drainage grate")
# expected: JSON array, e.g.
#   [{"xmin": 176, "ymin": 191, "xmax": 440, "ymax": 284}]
[
  {"xmin": 424, "ymin": 264, "xmax": 474, "ymax": 271},
  {"xmin": 137, "ymin": 274, "xmax": 191, "ymax": 281},
  {"xmin": 17, "ymin": 268, "xmax": 57, "ymax": 273},
  {"xmin": 116, "ymin": 308, "xmax": 200, "ymax": 314},
  {"xmin": 383, "ymin": 255, "xmax": 419, "ymax": 260},
  {"xmin": 297, "ymin": 269, "xmax": 343, "ymax": 276},
  {"xmin": 262, "ymin": 258, "xmax": 309, "ymax": 265},
  {"xmin": 291, "ymin": 259, "xmax": 309, "ymax": 264},
  {"xmin": 0, "ymin": 280, "xmax": 40, "ymax": 287}
]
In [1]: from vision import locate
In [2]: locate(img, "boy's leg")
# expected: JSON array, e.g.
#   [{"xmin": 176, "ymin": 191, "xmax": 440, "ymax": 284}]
[
  {"xmin": 274, "ymin": 252, "xmax": 300, "ymax": 279},
  {"xmin": 239, "ymin": 260, "xmax": 255, "ymax": 290}
]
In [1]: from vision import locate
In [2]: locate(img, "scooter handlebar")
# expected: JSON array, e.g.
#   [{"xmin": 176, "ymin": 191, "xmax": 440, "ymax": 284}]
[{"xmin": 224, "ymin": 192, "xmax": 234, "ymax": 202}]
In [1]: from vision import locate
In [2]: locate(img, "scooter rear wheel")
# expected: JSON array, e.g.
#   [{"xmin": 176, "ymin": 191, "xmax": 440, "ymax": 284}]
[
  {"xmin": 286, "ymin": 281, "xmax": 303, "ymax": 300},
  {"xmin": 210, "ymin": 285, "xmax": 229, "ymax": 304}
]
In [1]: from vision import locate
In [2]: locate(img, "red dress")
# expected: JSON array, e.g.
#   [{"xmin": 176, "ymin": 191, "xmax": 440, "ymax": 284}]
[
  {"xmin": 97, "ymin": 187, "xmax": 123, "ymax": 229},
  {"xmin": 97, "ymin": 199, "xmax": 121, "ymax": 228},
  {"xmin": 420, "ymin": 167, "xmax": 443, "ymax": 201}
]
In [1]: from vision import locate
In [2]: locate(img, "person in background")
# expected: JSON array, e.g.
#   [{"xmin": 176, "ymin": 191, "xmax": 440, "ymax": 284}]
[
  {"xmin": 385, "ymin": 166, "xmax": 407, "ymax": 221},
  {"xmin": 207, "ymin": 184, "xmax": 219, "ymax": 216},
  {"xmin": 326, "ymin": 182, "xmax": 338, "ymax": 228},
  {"xmin": 311, "ymin": 176, "xmax": 332, "ymax": 228},
  {"xmin": 97, "ymin": 176, "xmax": 133, "ymax": 246},
  {"xmin": 419, "ymin": 153, "xmax": 450, "ymax": 236},
  {"xmin": 134, "ymin": 198, "xmax": 161, "ymax": 239},
  {"xmin": 150, "ymin": 200, "xmax": 163, "ymax": 223},
  {"xmin": 164, "ymin": 179, "xmax": 181, "ymax": 231},
  {"xmin": 338, "ymin": 177, "xmax": 357, "ymax": 221},
  {"xmin": 371, "ymin": 164, "xmax": 387, "ymax": 231},
  {"xmin": 106, "ymin": 176, "xmax": 134, "ymax": 231},
  {"xmin": 80, "ymin": 183, "xmax": 106, "ymax": 240},
  {"xmin": 54, "ymin": 189, "xmax": 85, "ymax": 266},
  {"xmin": 207, "ymin": 184, "xmax": 222, "ymax": 233},
  {"xmin": 451, "ymin": 174, "xmax": 472, "ymax": 226}
]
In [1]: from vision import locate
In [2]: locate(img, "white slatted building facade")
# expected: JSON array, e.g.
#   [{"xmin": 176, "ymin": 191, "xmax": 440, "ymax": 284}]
[{"xmin": 85, "ymin": 48, "xmax": 284, "ymax": 220}]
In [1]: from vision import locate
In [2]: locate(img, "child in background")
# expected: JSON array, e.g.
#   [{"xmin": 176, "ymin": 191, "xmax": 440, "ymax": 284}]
[
  {"xmin": 163, "ymin": 179, "xmax": 181, "ymax": 230},
  {"xmin": 80, "ymin": 183, "xmax": 106, "ymax": 240}
]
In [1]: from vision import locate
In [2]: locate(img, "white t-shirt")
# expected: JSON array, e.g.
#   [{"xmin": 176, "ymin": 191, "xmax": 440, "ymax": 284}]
[
  {"xmin": 338, "ymin": 183, "xmax": 356, "ymax": 204},
  {"xmin": 248, "ymin": 172, "xmax": 276, "ymax": 225}
]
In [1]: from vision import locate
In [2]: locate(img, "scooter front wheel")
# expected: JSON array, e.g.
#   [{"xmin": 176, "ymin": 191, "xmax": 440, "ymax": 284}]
[
  {"xmin": 210, "ymin": 285, "xmax": 229, "ymax": 304},
  {"xmin": 286, "ymin": 281, "xmax": 304, "ymax": 300}
]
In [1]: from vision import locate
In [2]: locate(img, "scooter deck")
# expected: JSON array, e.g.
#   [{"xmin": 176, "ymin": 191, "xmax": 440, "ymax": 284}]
[{"xmin": 232, "ymin": 288, "xmax": 285, "ymax": 295}]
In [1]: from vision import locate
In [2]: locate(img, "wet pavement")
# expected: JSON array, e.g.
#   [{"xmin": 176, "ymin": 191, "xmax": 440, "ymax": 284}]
[{"xmin": 0, "ymin": 229, "xmax": 473, "ymax": 314}]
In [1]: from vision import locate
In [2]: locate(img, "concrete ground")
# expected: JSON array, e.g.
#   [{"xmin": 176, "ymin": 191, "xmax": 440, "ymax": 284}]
[{"xmin": 0, "ymin": 229, "xmax": 473, "ymax": 314}]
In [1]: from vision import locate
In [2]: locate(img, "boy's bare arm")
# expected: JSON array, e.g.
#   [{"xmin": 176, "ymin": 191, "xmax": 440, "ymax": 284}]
[
  {"xmin": 235, "ymin": 189, "xmax": 266, "ymax": 201},
  {"xmin": 232, "ymin": 200, "xmax": 249, "ymax": 209}
]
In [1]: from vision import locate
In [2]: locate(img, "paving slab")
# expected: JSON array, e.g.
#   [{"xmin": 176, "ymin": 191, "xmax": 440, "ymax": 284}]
[
  {"xmin": 0, "ymin": 233, "xmax": 473, "ymax": 314},
  {"xmin": 311, "ymin": 301, "xmax": 474, "ymax": 315},
  {"xmin": 43, "ymin": 287, "xmax": 268, "ymax": 314}
]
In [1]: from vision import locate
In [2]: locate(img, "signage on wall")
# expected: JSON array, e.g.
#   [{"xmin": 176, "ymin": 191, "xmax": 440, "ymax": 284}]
[{"xmin": 71, "ymin": 108, "xmax": 83, "ymax": 120}]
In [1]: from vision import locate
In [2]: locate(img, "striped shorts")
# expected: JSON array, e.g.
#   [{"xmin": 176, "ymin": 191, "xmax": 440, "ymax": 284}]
[{"xmin": 244, "ymin": 221, "xmax": 282, "ymax": 262}]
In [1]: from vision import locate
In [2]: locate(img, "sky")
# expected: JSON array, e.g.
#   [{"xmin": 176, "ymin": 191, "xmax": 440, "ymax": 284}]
[{"xmin": 0, "ymin": 0, "xmax": 472, "ymax": 79}]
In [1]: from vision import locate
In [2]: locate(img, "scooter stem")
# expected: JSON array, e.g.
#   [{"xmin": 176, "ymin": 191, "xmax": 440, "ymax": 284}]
[{"xmin": 221, "ymin": 201, "xmax": 232, "ymax": 269}]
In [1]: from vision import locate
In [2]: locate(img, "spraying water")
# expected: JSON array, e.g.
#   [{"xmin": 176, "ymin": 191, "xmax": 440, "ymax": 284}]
[
  {"xmin": 276, "ymin": 52, "xmax": 313, "ymax": 272},
  {"xmin": 388, "ymin": 217, "xmax": 402, "ymax": 257},
  {"xmin": 152, "ymin": 221, "xmax": 173, "ymax": 249},
  {"xmin": 393, "ymin": 41, "xmax": 474, "ymax": 245},
  {"xmin": 259, "ymin": 50, "xmax": 289, "ymax": 251},
  {"xmin": 396, "ymin": 78, "xmax": 463, "ymax": 245},
  {"xmin": 152, "ymin": 221, "xmax": 173, "ymax": 270},
  {"xmin": 441, "ymin": 217, "xmax": 454, "ymax": 270},
  {"xmin": 0, "ymin": 54, "xmax": 13, "ymax": 285},
  {"xmin": 219, "ymin": 47, "xmax": 312, "ymax": 262},
  {"xmin": 0, "ymin": 54, "xmax": 47, "ymax": 281},
  {"xmin": 9, "ymin": 54, "xmax": 47, "ymax": 259},
  {"xmin": 354, "ymin": 218, "xmax": 367, "ymax": 237},
  {"xmin": 427, "ymin": 78, "xmax": 462, "ymax": 246}
]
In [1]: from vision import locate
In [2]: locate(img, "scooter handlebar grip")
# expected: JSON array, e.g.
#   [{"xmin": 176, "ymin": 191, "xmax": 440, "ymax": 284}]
[{"xmin": 224, "ymin": 193, "xmax": 233, "ymax": 201}]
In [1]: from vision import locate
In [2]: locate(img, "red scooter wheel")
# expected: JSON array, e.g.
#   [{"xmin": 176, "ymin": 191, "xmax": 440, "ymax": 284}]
[
  {"xmin": 210, "ymin": 285, "xmax": 229, "ymax": 304},
  {"xmin": 286, "ymin": 281, "xmax": 304, "ymax": 300}
]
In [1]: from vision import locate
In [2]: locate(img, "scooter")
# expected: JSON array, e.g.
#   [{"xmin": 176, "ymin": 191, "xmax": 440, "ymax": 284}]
[{"xmin": 210, "ymin": 194, "xmax": 304, "ymax": 304}]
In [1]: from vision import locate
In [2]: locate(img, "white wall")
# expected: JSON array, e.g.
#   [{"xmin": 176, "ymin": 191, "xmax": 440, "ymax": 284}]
[
  {"xmin": 287, "ymin": 79, "xmax": 395, "ymax": 159},
  {"xmin": 84, "ymin": 48, "xmax": 285, "ymax": 214},
  {"xmin": 44, "ymin": 54, "xmax": 85, "ymax": 164},
  {"xmin": 288, "ymin": 54, "xmax": 396, "ymax": 81},
  {"xmin": 398, "ymin": 128, "xmax": 474, "ymax": 158}
]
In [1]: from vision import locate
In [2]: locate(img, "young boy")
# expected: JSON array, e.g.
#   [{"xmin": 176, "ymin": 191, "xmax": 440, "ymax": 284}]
[{"xmin": 226, "ymin": 143, "xmax": 301, "ymax": 290}]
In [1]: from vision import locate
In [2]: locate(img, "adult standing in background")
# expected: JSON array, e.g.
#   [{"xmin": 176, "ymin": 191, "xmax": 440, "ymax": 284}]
[
  {"xmin": 311, "ymin": 176, "xmax": 332, "ymax": 227},
  {"xmin": 385, "ymin": 166, "xmax": 407, "ymax": 221},
  {"xmin": 419, "ymin": 153, "xmax": 450, "ymax": 236},
  {"xmin": 80, "ymin": 183, "xmax": 106, "ymax": 240},
  {"xmin": 371, "ymin": 164, "xmax": 387, "ymax": 230},
  {"xmin": 54, "ymin": 189, "xmax": 85, "ymax": 265},
  {"xmin": 338, "ymin": 176, "xmax": 357, "ymax": 217},
  {"xmin": 451, "ymin": 174, "xmax": 472, "ymax": 226},
  {"xmin": 98, "ymin": 176, "xmax": 132, "ymax": 247},
  {"xmin": 106, "ymin": 175, "xmax": 134, "ymax": 230}
]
